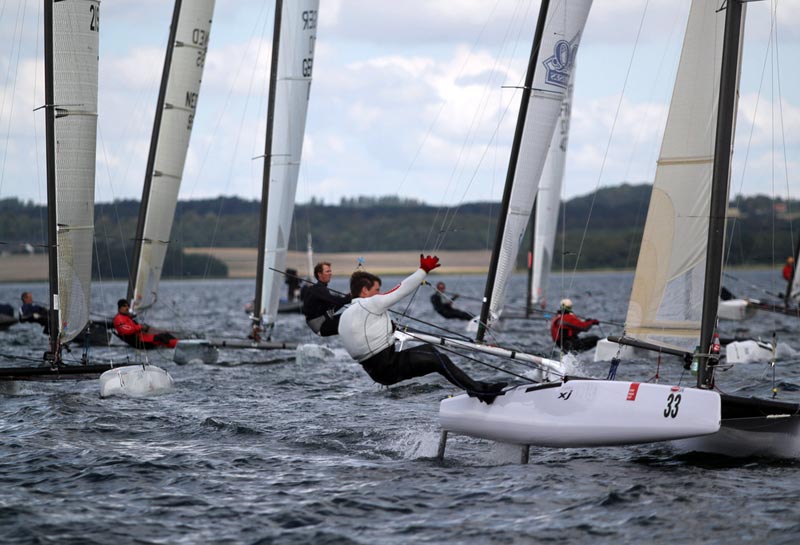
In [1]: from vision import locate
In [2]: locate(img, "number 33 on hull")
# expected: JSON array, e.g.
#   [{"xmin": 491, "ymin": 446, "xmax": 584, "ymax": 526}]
[{"xmin": 439, "ymin": 380, "xmax": 720, "ymax": 447}]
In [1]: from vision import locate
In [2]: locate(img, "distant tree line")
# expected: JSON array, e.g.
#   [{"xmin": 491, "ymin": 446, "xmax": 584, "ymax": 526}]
[{"xmin": 3, "ymin": 183, "xmax": 800, "ymax": 273}]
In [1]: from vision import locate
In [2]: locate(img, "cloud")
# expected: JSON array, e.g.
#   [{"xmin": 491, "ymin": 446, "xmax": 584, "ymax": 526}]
[{"xmin": 2, "ymin": 0, "xmax": 800, "ymax": 208}]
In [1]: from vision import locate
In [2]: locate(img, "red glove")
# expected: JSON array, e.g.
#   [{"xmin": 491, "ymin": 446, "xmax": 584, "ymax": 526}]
[{"xmin": 420, "ymin": 254, "xmax": 440, "ymax": 273}]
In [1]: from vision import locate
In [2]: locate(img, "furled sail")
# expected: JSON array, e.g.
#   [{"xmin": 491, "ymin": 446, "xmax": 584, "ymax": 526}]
[
  {"xmin": 129, "ymin": 0, "xmax": 216, "ymax": 312},
  {"xmin": 529, "ymin": 75, "xmax": 575, "ymax": 310},
  {"xmin": 487, "ymin": 0, "xmax": 592, "ymax": 321},
  {"xmin": 255, "ymin": 0, "xmax": 319, "ymax": 328},
  {"xmin": 52, "ymin": 0, "xmax": 100, "ymax": 342},
  {"xmin": 625, "ymin": 0, "xmax": 744, "ymax": 350}
]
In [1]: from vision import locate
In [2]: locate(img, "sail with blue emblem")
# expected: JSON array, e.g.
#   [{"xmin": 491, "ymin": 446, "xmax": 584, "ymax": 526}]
[{"xmin": 483, "ymin": 0, "xmax": 593, "ymax": 326}]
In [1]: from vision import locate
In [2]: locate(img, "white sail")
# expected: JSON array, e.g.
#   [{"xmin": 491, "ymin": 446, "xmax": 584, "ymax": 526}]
[
  {"xmin": 131, "ymin": 0, "xmax": 216, "ymax": 312},
  {"xmin": 489, "ymin": 0, "xmax": 592, "ymax": 319},
  {"xmin": 530, "ymin": 76, "xmax": 574, "ymax": 310},
  {"xmin": 624, "ymin": 1, "xmax": 744, "ymax": 350},
  {"xmin": 53, "ymin": 0, "xmax": 100, "ymax": 342},
  {"xmin": 257, "ymin": 0, "xmax": 319, "ymax": 326}
]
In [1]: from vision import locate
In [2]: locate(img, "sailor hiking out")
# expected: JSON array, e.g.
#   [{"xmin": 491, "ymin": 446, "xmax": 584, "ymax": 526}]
[{"xmin": 338, "ymin": 255, "xmax": 506, "ymax": 403}]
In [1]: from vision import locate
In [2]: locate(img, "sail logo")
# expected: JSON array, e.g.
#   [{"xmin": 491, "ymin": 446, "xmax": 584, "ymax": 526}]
[{"xmin": 543, "ymin": 38, "xmax": 578, "ymax": 88}]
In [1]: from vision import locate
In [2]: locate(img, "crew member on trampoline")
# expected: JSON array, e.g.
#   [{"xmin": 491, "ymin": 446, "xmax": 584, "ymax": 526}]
[
  {"xmin": 113, "ymin": 299, "xmax": 178, "ymax": 349},
  {"xmin": 550, "ymin": 298, "xmax": 600, "ymax": 353},
  {"xmin": 430, "ymin": 281, "xmax": 473, "ymax": 320}
]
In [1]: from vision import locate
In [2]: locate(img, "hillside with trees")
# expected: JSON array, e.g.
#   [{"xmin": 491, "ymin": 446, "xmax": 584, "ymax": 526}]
[{"xmin": 2, "ymin": 184, "xmax": 799, "ymax": 278}]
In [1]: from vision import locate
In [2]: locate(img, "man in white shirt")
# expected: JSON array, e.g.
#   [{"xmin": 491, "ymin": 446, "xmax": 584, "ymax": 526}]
[{"xmin": 338, "ymin": 255, "xmax": 506, "ymax": 404}]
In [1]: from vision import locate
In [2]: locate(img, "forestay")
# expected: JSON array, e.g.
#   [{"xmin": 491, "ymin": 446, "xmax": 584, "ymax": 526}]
[
  {"xmin": 624, "ymin": 1, "xmax": 738, "ymax": 351},
  {"xmin": 52, "ymin": 0, "xmax": 100, "ymax": 342},
  {"xmin": 488, "ymin": 0, "xmax": 592, "ymax": 320},
  {"xmin": 255, "ymin": 0, "xmax": 319, "ymax": 328},
  {"xmin": 130, "ymin": 0, "xmax": 216, "ymax": 312}
]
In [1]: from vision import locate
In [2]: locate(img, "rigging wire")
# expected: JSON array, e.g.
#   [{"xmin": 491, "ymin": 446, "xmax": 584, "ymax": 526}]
[
  {"xmin": 566, "ymin": 0, "xmax": 651, "ymax": 291},
  {"xmin": 422, "ymin": 0, "xmax": 532, "ymax": 253}
]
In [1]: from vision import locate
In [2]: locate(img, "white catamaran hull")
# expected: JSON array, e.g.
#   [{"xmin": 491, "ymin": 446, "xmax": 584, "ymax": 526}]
[
  {"xmin": 99, "ymin": 365, "xmax": 174, "ymax": 398},
  {"xmin": 672, "ymin": 416, "xmax": 800, "ymax": 459},
  {"xmin": 173, "ymin": 339, "xmax": 220, "ymax": 365},
  {"xmin": 594, "ymin": 337, "xmax": 646, "ymax": 362},
  {"xmin": 717, "ymin": 298, "xmax": 757, "ymax": 321},
  {"xmin": 440, "ymin": 379, "xmax": 720, "ymax": 447}
]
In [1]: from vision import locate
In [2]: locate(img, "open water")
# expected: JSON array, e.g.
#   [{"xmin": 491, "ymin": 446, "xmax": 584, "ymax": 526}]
[{"xmin": 1, "ymin": 270, "xmax": 800, "ymax": 544}]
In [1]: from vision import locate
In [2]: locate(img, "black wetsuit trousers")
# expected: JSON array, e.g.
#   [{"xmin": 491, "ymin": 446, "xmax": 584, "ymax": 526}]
[
  {"xmin": 558, "ymin": 334, "xmax": 600, "ymax": 353},
  {"xmin": 437, "ymin": 307, "xmax": 473, "ymax": 320},
  {"xmin": 360, "ymin": 344, "xmax": 486, "ymax": 392}
]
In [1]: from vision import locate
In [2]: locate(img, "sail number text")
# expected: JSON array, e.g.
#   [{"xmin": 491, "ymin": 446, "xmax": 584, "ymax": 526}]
[
  {"xmin": 90, "ymin": 4, "xmax": 99, "ymax": 32},
  {"xmin": 301, "ymin": 10, "xmax": 317, "ymax": 78},
  {"xmin": 663, "ymin": 393, "xmax": 681, "ymax": 418},
  {"xmin": 193, "ymin": 28, "xmax": 209, "ymax": 68}
]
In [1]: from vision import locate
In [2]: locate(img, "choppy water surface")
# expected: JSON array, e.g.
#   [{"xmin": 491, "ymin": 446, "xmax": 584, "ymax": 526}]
[{"xmin": 1, "ymin": 270, "xmax": 800, "ymax": 544}]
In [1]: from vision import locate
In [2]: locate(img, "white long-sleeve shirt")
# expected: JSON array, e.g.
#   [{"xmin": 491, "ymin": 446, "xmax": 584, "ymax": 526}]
[{"xmin": 339, "ymin": 268, "xmax": 427, "ymax": 361}]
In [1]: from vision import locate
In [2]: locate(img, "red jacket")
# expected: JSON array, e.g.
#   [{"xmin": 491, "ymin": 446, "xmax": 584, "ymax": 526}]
[
  {"xmin": 783, "ymin": 264, "xmax": 794, "ymax": 282},
  {"xmin": 550, "ymin": 311, "xmax": 595, "ymax": 342},
  {"xmin": 113, "ymin": 312, "xmax": 159, "ymax": 344}
]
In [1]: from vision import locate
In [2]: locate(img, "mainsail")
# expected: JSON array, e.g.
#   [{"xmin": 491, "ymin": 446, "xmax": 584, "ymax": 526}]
[
  {"xmin": 529, "ymin": 76, "xmax": 575, "ymax": 310},
  {"xmin": 477, "ymin": 0, "xmax": 592, "ymax": 340},
  {"xmin": 47, "ymin": 0, "xmax": 100, "ymax": 343},
  {"xmin": 253, "ymin": 0, "xmax": 319, "ymax": 332},
  {"xmin": 129, "ymin": 0, "xmax": 216, "ymax": 312},
  {"xmin": 624, "ymin": 0, "xmax": 742, "ymax": 351}
]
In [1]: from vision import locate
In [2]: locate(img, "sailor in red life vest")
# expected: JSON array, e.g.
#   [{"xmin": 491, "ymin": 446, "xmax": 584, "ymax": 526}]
[
  {"xmin": 338, "ymin": 255, "xmax": 507, "ymax": 404},
  {"xmin": 783, "ymin": 256, "xmax": 794, "ymax": 282},
  {"xmin": 550, "ymin": 298, "xmax": 600, "ymax": 353},
  {"xmin": 113, "ymin": 298, "xmax": 178, "ymax": 349}
]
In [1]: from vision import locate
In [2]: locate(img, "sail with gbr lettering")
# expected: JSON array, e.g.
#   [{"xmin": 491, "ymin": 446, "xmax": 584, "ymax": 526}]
[
  {"xmin": 529, "ymin": 76, "xmax": 574, "ymax": 310},
  {"xmin": 252, "ymin": 0, "xmax": 319, "ymax": 335},
  {"xmin": 128, "ymin": 0, "xmax": 216, "ymax": 312}
]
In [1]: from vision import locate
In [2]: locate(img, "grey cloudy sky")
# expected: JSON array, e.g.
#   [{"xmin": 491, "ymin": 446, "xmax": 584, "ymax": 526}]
[{"xmin": 1, "ymin": 0, "xmax": 798, "ymax": 206}]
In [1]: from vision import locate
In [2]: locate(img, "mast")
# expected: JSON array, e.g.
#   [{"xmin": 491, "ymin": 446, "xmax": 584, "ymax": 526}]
[
  {"xmin": 43, "ymin": 0, "xmax": 59, "ymax": 362},
  {"xmin": 476, "ymin": 0, "xmax": 550, "ymax": 342},
  {"xmin": 252, "ymin": 0, "xmax": 283, "ymax": 335},
  {"xmin": 127, "ymin": 0, "xmax": 184, "ymax": 304},
  {"xmin": 698, "ymin": 0, "xmax": 744, "ymax": 389}
]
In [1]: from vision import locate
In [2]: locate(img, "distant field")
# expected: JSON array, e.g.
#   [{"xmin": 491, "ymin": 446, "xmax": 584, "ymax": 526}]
[
  {"xmin": 183, "ymin": 248, "xmax": 493, "ymax": 278},
  {"xmin": 0, "ymin": 254, "xmax": 48, "ymax": 282},
  {"xmin": 0, "ymin": 249, "xmax": 492, "ymax": 282}
]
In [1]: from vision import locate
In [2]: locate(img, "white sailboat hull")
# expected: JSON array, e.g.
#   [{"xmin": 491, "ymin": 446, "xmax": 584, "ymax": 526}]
[
  {"xmin": 173, "ymin": 339, "xmax": 220, "ymax": 365},
  {"xmin": 672, "ymin": 416, "xmax": 800, "ymax": 459},
  {"xmin": 440, "ymin": 379, "xmax": 720, "ymax": 447},
  {"xmin": 99, "ymin": 365, "xmax": 174, "ymax": 398},
  {"xmin": 718, "ymin": 298, "xmax": 756, "ymax": 321},
  {"xmin": 594, "ymin": 337, "xmax": 644, "ymax": 362},
  {"xmin": 728, "ymin": 339, "xmax": 797, "ymax": 363}
]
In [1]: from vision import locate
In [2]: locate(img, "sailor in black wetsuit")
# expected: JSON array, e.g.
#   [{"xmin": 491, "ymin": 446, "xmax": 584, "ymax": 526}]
[
  {"xmin": 302, "ymin": 261, "xmax": 351, "ymax": 337},
  {"xmin": 430, "ymin": 281, "xmax": 473, "ymax": 320}
]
